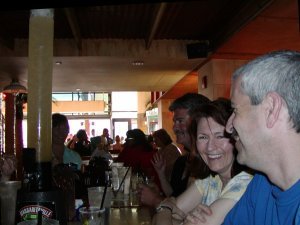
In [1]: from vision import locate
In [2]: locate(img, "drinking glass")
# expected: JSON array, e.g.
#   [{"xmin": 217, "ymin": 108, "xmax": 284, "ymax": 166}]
[{"xmin": 79, "ymin": 207, "xmax": 105, "ymax": 225}]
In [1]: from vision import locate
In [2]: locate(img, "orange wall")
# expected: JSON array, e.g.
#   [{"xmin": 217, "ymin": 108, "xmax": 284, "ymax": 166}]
[
  {"xmin": 23, "ymin": 100, "xmax": 106, "ymax": 113},
  {"xmin": 198, "ymin": 59, "xmax": 248, "ymax": 100}
]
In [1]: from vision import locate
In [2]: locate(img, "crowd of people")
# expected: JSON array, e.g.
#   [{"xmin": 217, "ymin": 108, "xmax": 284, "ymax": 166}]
[{"xmin": 1, "ymin": 50, "xmax": 300, "ymax": 224}]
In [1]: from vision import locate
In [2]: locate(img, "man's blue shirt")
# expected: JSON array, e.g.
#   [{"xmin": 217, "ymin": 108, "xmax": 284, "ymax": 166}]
[{"xmin": 223, "ymin": 173, "xmax": 300, "ymax": 225}]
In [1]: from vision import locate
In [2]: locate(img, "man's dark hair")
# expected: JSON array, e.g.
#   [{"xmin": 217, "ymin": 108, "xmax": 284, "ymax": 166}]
[
  {"xmin": 168, "ymin": 93, "xmax": 210, "ymax": 114},
  {"xmin": 52, "ymin": 113, "xmax": 68, "ymax": 128}
]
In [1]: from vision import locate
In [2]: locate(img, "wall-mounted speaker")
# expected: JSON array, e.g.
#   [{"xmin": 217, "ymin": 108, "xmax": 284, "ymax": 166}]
[{"xmin": 186, "ymin": 42, "xmax": 210, "ymax": 59}]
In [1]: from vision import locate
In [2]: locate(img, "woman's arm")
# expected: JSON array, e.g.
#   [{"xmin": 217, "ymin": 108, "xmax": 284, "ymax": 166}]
[
  {"xmin": 175, "ymin": 181, "xmax": 202, "ymax": 214},
  {"xmin": 184, "ymin": 172, "xmax": 253, "ymax": 225},
  {"xmin": 157, "ymin": 172, "xmax": 173, "ymax": 197},
  {"xmin": 152, "ymin": 152, "xmax": 173, "ymax": 196},
  {"xmin": 152, "ymin": 207, "xmax": 173, "ymax": 225},
  {"xmin": 152, "ymin": 183, "xmax": 202, "ymax": 225},
  {"xmin": 184, "ymin": 198, "xmax": 235, "ymax": 225}
]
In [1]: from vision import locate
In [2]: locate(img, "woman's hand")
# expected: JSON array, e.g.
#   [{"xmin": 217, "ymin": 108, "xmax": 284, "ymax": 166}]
[
  {"xmin": 151, "ymin": 152, "xmax": 166, "ymax": 175},
  {"xmin": 184, "ymin": 204, "xmax": 212, "ymax": 224}
]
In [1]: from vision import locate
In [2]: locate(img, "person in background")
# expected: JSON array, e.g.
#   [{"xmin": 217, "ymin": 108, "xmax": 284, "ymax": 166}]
[
  {"xmin": 52, "ymin": 113, "xmax": 82, "ymax": 170},
  {"xmin": 90, "ymin": 128, "xmax": 113, "ymax": 153},
  {"xmin": 139, "ymin": 93, "xmax": 210, "ymax": 207},
  {"xmin": 90, "ymin": 135, "xmax": 113, "ymax": 161},
  {"xmin": 102, "ymin": 128, "xmax": 113, "ymax": 145},
  {"xmin": 90, "ymin": 129, "xmax": 96, "ymax": 138},
  {"xmin": 68, "ymin": 129, "xmax": 91, "ymax": 157},
  {"xmin": 152, "ymin": 128, "xmax": 181, "ymax": 196},
  {"xmin": 220, "ymin": 50, "xmax": 300, "ymax": 225},
  {"xmin": 0, "ymin": 154, "xmax": 16, "ymax": 181},
  {"xmin": 152, "ymin": 99, "xmax": 253, "ymax": 225},
  {"xmin": 120, "ymin": 136, "xmax": 125, "ymax": 144},
  {"xmin": 52, "ymin": 113, "xmax": 82, "ymax": 221},
  {"xmin": 65, "ymin": 133, "xmax": 74, "ymax": 145},
  {"xmin": 112, "ymin": 135, "xmax": 124, "ymax": 153},
  {"xmin": 116, "ymin": 129, "xmax": 158, "ymax": 183},
  {"xmin": 147, "ymin": 134, "xmax": 156, "ymax": 150}
]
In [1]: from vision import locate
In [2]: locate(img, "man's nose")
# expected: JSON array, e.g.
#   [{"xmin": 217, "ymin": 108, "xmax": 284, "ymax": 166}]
[{"xmin": 173, "ymin": 122, "xmax": 179, "ymax": 130}]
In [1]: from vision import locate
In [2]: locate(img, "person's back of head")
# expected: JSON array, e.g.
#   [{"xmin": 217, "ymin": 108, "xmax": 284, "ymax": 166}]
[
  {"xmin": 131, "ymin": 129, "xmax": 147, "ymax": 145},
  {"xmin": 124, "ymin": 129, "xmax": 135, "ymax": 148},
  {"xmin": 129, "ymin": 129, "xmax": 152, "ymax": 151},
  {"xmin": 52, "ymin": 113, "xmax": 68, "ymax": 128},
  {"xmin": 153, "ymin": 129, "xmax": 173, "ymax": 146},
  {"xmin": 76, "ymin": 129, "xmax": 88, "ymax": 141},
  {"xmin": 169, "ymin": 93, "xmax": 210, "ymax": 115},
  {"xmin": 147, "ymin": 134, "xmax": 154, "ymax": 144}
]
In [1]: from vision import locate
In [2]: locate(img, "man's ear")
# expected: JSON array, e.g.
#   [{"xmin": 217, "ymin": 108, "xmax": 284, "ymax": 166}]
[{"xmin": 264, "ymin": 92, "xmax": 282, "ymax": 128}]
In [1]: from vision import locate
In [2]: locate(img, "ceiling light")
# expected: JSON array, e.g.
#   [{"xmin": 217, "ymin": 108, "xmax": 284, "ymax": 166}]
[
  {"xmin": 55, "ymin": 61, "xmax": 62, "ymax": 65},
  {"xmin": 131, "ymin": 60, "xmax": 144, "ymax": 66}
]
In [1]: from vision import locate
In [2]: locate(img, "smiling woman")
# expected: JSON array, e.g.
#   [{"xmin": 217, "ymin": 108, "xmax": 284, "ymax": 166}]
[{"xmin": 151, "ymin": 98, "xmax": 253, "ymax": 225}]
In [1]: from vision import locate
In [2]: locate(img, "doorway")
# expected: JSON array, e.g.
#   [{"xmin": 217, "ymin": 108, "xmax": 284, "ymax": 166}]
[{"xmin": 112, "ymin": 119, "xmax": 131, "ymax": 143}]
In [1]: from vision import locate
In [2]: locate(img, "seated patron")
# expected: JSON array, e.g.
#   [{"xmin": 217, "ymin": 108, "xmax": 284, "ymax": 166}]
[
  {"xmin": 90, "ymin": 135, "xmax": 113, "ymax": 161},
  {"xmin": 138, "ymin": 93, "xmax": 211, "ymax": 209},
  {"xmin": 112, "ymin": 135, "xmax": 124, "ymax": 153},
  {"xmin": 116, "ymin": 129, "xmax": 158, "ymax": 185},
  {"xmin": 152, "ymin": 129, "xmax": 181, "ymax": 196},
  {"xmin": 90, "ymin": 128, "xmax": 113, "ymax": 153},
  {"xmin": 68, "ymin": 129, "xmax": 91, "ymax": 157},
  {"xmin": 52, "ymin": 113, "xmax": 82, "ymax": 170},
  {"xmin": 148, "ymin": 99, "xmax": 253, "ymax": 225},
  {"xmin": 222, "ymin": 50, "xmax": 300, "ymax": 224}
]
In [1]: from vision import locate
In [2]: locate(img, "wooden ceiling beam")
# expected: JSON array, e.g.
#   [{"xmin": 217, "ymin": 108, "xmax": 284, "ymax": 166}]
[
  {"xmin": 145, "ymin": 2, "xmax": 167, "ymax": 50},
  {"xmin": 63, "ymin": 8, "xmax": 82, "ymax": 53}
]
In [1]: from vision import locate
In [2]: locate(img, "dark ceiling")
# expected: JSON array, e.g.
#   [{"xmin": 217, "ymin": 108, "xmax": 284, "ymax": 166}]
[
  {"xmin": 0, "ymin": 0, "xmax": 274, "ymax": 92},
  {"xmin": 0, "ymin": 0, "xmax": 273, "ymax": 51}
]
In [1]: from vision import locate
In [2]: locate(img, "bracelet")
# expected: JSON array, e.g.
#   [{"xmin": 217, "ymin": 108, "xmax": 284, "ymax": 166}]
[{"xmin": 156, "ymin": 205, "xmax": 172, "ymax": 213}]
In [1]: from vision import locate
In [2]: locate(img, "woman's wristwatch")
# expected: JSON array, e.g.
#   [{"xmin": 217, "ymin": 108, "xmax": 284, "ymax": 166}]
[{"xmin": 156, "ymin": 197, "xmax": 186, "ymax": 220}]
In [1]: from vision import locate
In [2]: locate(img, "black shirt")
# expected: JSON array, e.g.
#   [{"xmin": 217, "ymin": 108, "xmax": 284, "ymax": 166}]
[{"xmin": 170, "ymin": 154, "xmax": 190, "ymax": 197}]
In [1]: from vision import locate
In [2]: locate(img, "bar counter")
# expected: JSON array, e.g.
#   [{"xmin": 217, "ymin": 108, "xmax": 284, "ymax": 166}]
[{"xmin": 68, "ymin": 206, "xmax": 153, "ymax": 225}]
